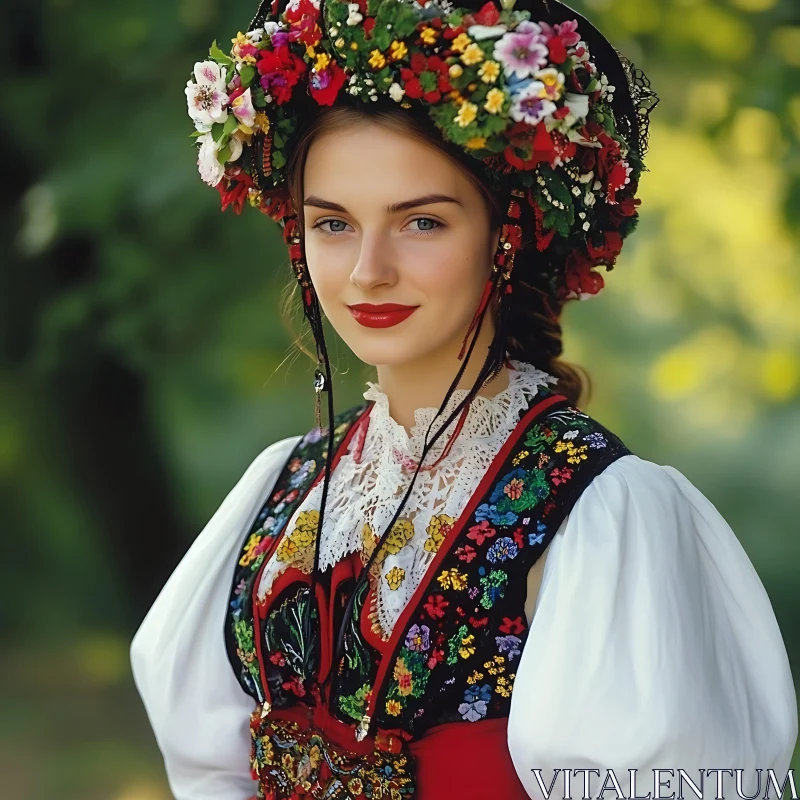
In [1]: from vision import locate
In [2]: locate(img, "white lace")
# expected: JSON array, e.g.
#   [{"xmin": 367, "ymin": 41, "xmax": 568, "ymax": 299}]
[{"xmin": 255, "ymin": 360, "xmax": 559, "ymax": 638}]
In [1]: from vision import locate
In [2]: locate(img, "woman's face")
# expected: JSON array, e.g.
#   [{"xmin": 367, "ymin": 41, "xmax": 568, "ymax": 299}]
[{"xmin": 302, "ymin": 120, "xmax": 501, "ymax": 369}]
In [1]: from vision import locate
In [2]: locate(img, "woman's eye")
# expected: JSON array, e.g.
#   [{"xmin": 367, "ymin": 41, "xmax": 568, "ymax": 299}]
[
  {"xmin": 312, "ymin": 217, "xmax": 443, "ymax": 236},
  {"xmin": 409, "ymin": 217, "xmax": 442, "ymax": 235}
]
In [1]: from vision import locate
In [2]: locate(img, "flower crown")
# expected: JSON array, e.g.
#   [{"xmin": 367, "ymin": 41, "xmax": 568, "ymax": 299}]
[{"xmin": 186, "ymin": 0, "xmax": 658, "ymax": 301}]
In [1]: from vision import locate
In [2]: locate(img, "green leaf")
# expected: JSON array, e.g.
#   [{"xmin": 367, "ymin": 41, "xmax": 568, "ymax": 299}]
[
  {"xmin": 239, "ymin": 64, "xmax": 257, "ymax": 88},
  {"xmin": 211, "ymin": 122, "xmax": 226, "ymax": 142},
  {"xmin": 223, "ymin": 114, "xmax": 239, "ymax": 136},
  {"xmin": 217, "ymin": 142, "xmax": 232, "ymax": 164},
  {"xmin": 210, "ymin": 40, "xmax": 234, "ymax": 66},
  {"xmin": 272, "ymin": 150, "xmax": 286, "ymax": 170},
  {"xmin": 273, "ymin": 131, "xmax": 285, "ymax": 149}
]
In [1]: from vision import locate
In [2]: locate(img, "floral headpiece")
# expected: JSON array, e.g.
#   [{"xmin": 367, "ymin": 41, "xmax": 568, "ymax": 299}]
[{"xmin": 186, "ymin": 0, "xmax": 658, "ymax": 303}]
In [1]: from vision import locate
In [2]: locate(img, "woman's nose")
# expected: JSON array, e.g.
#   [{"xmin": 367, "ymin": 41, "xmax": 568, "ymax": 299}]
[{"xmin": 349, "ymin": 233, "xmax": 397, "ymax": 291}]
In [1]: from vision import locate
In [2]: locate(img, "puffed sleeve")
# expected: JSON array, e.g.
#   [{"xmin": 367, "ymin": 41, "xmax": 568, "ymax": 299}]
[
  {"xmin": 130, "ymin": 435, "xmax": 302, "ymax": 800},
  {"xmin": 508, "ymin": 454, "xmax": 797, "ymax": 799}
]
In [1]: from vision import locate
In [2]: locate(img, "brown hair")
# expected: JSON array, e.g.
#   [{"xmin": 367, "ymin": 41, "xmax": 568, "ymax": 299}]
[{"xmin": 281, "ymin": 102, "xmax": 592, "ymax": 408}]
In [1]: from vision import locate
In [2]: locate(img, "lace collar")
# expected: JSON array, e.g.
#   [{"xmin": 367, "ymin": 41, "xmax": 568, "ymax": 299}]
[{"xmin": 361, "ymin": 359, "xmax": 559, "ymax": 462}]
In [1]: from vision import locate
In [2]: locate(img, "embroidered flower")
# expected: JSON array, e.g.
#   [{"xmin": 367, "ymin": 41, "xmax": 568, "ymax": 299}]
[
  {"xmin": 562, "ymin": 429, "xmax": 580, "ymax": 440},
  {"xmin": 583, "ymin": 432, "xmax": 608, "ymax": 449},
  {"xmin": 478, "ymin": 59, "xmax": 501, "ymax": 83},
  {"xmin": 405, "ymin": 624, "xmax": 431, "ymax": 652},
  {"xmin": 238, "ymin": 533, "xmax": 263, "ymax": 567},
  {"xmin": 384, "ymin": 518, "xmax": 415, "ymax": 555},
  {"xmin": 550, "ymin": 467, "xmax": 573, "ymax": 486},
  {"xmin": 437, "ymin": 568, "xmax": 468, "ymax": 591},
  {"xmin": 458, "ymin": 683, "xmax": 492, "ymax": 722},
  {"xmin": 424, "ymin": 594, "xmax": 449, "ymax": 619},
  {"xmin": 424, "ymin": 514, "xmax": 455, "ymax": 552},
  {"xmin": 458, "ymin": 631, "xmax": 476, "ymax": 659},
  {"xmin": 455, "ymin": 544, "xmax": 477, "ymax": 563},
  {"xmin": 496, "ymin": 635, "xmax": 522, "ymax": 660},
  {"xmin": 393, "ymin": 658, "xmax": 414, "ymax": 696},
  {"xmin": 499, "ymin": 615, "xmax": 525, "ymax": 635},
  {"xmin": 467, "ymin": 520, "xmax": 497, "ymax": 546},
  {"xmin": 385, "ymin": 566, "xmax": 406, "ymax": 590},
  {"xmin": 385, "ymin": 699, "xmax": 402, "ymax": 716},
  {"xmin": 486, "ymin": 536, "xmax": 519, "ymax": 563}
]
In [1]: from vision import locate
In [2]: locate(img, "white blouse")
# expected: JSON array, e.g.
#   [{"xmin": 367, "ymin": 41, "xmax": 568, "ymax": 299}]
[{"xmin": 130, "ymin": 377, "xmax": 797, "ymax": 800}]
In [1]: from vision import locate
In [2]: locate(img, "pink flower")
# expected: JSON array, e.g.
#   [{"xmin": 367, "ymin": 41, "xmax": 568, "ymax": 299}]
[{"xmin": 494, "ymin": 26, "xmax": 549, "ymax": 80}]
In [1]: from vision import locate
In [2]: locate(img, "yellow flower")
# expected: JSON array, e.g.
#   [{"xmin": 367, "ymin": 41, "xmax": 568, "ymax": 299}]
[
  {"xmin": 305, "ymin": 45, "xmax": 316, "ymax": 59},
  {"xmin": 420, "ymin": 27, "xmax": 439, "ymax": 46},
  {"xmin": 384, "ymin": 519, "xmax": 414, "ymax": 555},
  {"xmin": 450, "ymin": 33, "xmax": 472, "ymax": 53},
  {"xmin": 534, "ymin": 66, "xmax": 565, "ymax": 100},
  {"xmin": 389, "ymin": 40, "xmax": 408, "ymax": 61},
  {"xmin": 276, "ymin": 536, "xmax": 299, "ymax": 562},
  {"xmin": 385, "ymin": 565, "xmax": 406, "ymax": 590},
  {"xmin": 386, "ymin": 699, "xmax": 402, "ymax": 716},
  {"xmin": 350, "ymin": 42, "xmax": 358, "ymax": 51},
  {"xmin": 458, "ymin": 632, "xmax": 476, "ymax": 659},
  {"xmin": 466, "ymin": 669, "xmax": 485, "ymax": 684},
  {"xmin": 424, "ymin": 514, "xmax": 455, "ymax": 552},
  {"xmin": 478, "ymin": 60, "xmax": 501, "ymax": 83},
  {"xmin": 314, "ymin": 51, "xmax": 331, "ymax": 71},
  {"xmin": 254, "ymin": 111, "xmax": 270, "ymax": 134},
  {"xmin": 348, "ymin": 778, "xmax": 364, "ymax": 795},
  {"xmin": 454, "ymin": 101, "xmax": 478, "ymax": 128},
  {"xmin": 437, "ymin": 568, "xmax": 468, "ymax": 590},
  {"xmin": 362, "ymin": 522, "xmax": 378, "ymax": 557},
  {"xmin": 512, "ymin": 449, "xmax": 529, "ymax": 466},
  {"xmin": 335, "ymin": 37, "xmax": 345, "ymax": 49},
  {"xmin": 483, "ymin": 88, "xmax": 505, "ymax": 115},
  {"xmin": 465, "ymin": 136, "xmax": 487, "ymax": 150},
  {"xmin": 460, "ymin": 42, "xmax": 484, "ymax": 66},
  {"xmin": 368, "ymin": 49, "xmax": 386, "ymax": 69},
  {"xmin": 448, "ymin": 63, "xmax": 464, "ymax": 78},
  {"xmin": 238, "ymin": 533, "xmax": 262, "ymax": 567},
  {"xmin": 294, "ymin": 509, "xmax": 319, "ymax": 537}
]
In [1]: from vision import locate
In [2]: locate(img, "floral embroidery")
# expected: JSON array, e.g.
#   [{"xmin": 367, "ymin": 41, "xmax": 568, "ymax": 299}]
[
  {"xmin": 424, "ymin": 513, "xmax": 455, "ymax": 552},
  {"xmin": 238, "ymin": 532, "xmax": 263, "ymax": 567},
  {"xmin": 382, "ymin": 518, "xmax": 415, "ymax": 556},
  {"xmin": 385, "ymin": 565, "xmax": 406, "ymax": 590}
]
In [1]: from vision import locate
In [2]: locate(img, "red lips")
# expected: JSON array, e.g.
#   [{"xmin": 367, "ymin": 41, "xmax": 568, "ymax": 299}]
[{"xmin": 347, "ymin": 303, "xmax": 419, "ymax": 328}]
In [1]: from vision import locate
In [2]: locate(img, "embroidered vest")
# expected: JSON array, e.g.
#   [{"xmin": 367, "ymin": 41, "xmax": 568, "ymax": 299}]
[{"xmin": 225, "ymin": 386, "xmax": 632, "ymax": 798}]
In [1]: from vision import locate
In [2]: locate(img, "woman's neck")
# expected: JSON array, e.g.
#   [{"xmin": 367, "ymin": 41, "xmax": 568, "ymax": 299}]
[{"xmin": 374, "ymin": 328, "xmax": 511, "ymax": 432}]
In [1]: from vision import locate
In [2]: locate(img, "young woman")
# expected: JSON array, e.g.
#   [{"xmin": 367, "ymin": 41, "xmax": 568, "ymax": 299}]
[{"xmin": 131, "ymin": 1, "xmax": 798, "ymax": 798}]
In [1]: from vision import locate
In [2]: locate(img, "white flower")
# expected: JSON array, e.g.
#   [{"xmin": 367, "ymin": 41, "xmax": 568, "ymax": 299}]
[
  {"xmin": 197, "ymin": 132, "xmax": 225, "ymax": 186},
  {"xmin": 263, "ymin": 21, "xmax": 281, "ymax": 38},
  {"xmin": 228, "ymin": 135, "xmax": 244, "ymax": 163},
  {"xmin": 346, "ymin": 3, "xmax": 363, "ymax": 25},
  {"xmin": 562, "ymin": 430, "xmax": 579, "ymax": 440},
  {"xmin": 186, "ymin": 61, "xmax": 229, "ymax": 129},
  {"xmin": 468, "ymin": 24, "xmax": 507, "ymax": 41},
  {"xmin": 564, "ymin": 92, "xmax": 589, "ymax": 121},
  {"xmin": 389, "ymin": 82, "xmax": 405, "ymax": 102},
  {"xmin": 509, "ymin": 81, "xmax": 556, "ymax": 126},
  {"xmin": 246, "ymin": 28, "xmax": 265, "ymax": 45}
]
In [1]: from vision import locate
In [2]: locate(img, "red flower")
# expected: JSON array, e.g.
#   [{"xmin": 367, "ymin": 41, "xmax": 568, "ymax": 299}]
[
  {"xmin": 469, "ymin": 615, "xmax": 489, "ymax": 628},
  {"xmin": 217, "ymin": 169, "xmax": 253, "ymax": 215},
  {"xmin": 309, "ymin": 60, "xmax": 347, "ymax": 106},
  {"xmin": 363, "ymin": 17, "xmax": 376, "ymax": 37},
  {"xmin": 424, "ymin": 593, "xmax": 449, "ymax": 619},
  {"xmin": 262, "ymin": 189, "xmax": 294, "ymax": 224},
  {"xmin": 563, "ymin": 251, "xmax": 606, "ymax": 299},
  {"xmin": 427, "ymin": 647, "xmax": 445, "ymax": 669},
  {"xmin": 608, "ymin": 194, "xmax": 641, "ymax": 226},
  {"xmin": 258, "ymin": 46, "xmax": 307, "ymax": 105},
  {"xmin": 499, "ymin": 616, "xmax": 525, "ymax": 635},
  {"xmin": 586, "ymin": 231, "xmax": 624, "ymax": 263},
  {"xmin": 463, "ymin": 1, "xmax": 500, "ymax": 27},
  {"xmin": 455, "ymin": 544, "xmax": 477, "ymax": 563},
  {"xmin": 546, "ymin": 35, "xmax": 567, "ymax": 64},
  {"xmin": 282, "ymin": 675, "xmax": 306, "ymax": 697},
  {"xmin": 550, "ymin": 467, "xmax": 574, "ymax": 486},
  {"xmin": 269, "ymin": 650, "xmax": 287, "ymax": 666},
  {"xmin": 467, "ymin": 520, "xmax": 496, "ymax": 546}
]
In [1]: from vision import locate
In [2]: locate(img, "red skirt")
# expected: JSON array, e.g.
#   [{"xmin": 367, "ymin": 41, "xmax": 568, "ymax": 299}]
[{"xmin": 249, "ymin": 700, "xmax": 530, "ymax": 799}]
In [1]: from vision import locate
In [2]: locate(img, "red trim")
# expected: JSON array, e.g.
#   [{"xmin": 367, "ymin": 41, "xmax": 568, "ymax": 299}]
[
  {"xmin": 363, "ymin": 392, "xmax": 568, "ymax": 722},
  {"xmin": 318, "ymin": 551, "xmax": 362, "ymax": 685},
  {"xmin": 251, "ymin": 404, "xmax": 374, "ymax": 706}
]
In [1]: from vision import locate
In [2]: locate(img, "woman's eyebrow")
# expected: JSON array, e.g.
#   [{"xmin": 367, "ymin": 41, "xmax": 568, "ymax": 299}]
[{"xmin": 303, "ymin": 194, "xmax": 464, "ymax": 214}]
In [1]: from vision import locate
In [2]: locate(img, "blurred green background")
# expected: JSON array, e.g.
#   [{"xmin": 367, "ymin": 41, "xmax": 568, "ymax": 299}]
[{"xmin": 1, "ymin": 0, "xmax": 799, "ymax": 797}]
